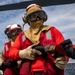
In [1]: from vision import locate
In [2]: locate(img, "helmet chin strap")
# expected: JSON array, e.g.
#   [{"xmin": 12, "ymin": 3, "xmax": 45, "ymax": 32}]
[{"xmin": 22, "ymin": 23, "xmax": 26, "ymax": 30}]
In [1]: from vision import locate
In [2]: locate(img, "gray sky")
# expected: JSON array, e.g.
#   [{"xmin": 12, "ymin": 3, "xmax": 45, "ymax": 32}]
[{"xmin": 0, "ymin": 0, "xmax": 75, "ymax": 62}]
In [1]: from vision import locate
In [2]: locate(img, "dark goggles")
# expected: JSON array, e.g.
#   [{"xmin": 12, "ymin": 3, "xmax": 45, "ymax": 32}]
[
  {"xmin": 5, "ymin": 28, "xmax": 22, "ymax": 38},
  {"xmin": 9, "ymin": 29, "xmax": 22, "ymax": 36},
  {"xmin": 26, "ymin": 11, "xmax": 47, "ymax": 22}
]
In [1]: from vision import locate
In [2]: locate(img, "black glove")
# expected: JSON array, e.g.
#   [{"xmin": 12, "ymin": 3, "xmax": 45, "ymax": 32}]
[
  {"xmin": 32, "ymin": 45, "xmax": 46, "ymax": 57},
  {"xmin": 64, "ymin": 46, "xmax": 75, "ymax": 59},
  {"xmin": 2, "ymin": 60, "xmax": 18, "ymax": 68},
  {"xmin": 60, "ymin": 39, "xmax": 75, "ymax": 59},
  {"xmin": 53, "ymin": 39, "xmax": 72, "ymax": 58},
  {"xmin": 0, "ymin": 62, "xmax": 6, "ymax": 71}
]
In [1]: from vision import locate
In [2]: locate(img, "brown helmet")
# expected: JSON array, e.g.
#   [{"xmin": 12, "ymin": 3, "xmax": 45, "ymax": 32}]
[{"xmin": 22, "ymin": 4, "xmax": 47, "ymax": 23}]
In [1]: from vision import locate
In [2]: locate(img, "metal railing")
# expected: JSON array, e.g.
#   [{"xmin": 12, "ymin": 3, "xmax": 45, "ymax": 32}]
[{"xmin": 64, "ymin": 63, "xmax": 75, "ymax": 75}]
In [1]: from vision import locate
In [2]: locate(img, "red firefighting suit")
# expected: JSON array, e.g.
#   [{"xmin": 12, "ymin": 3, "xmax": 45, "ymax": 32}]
[
  {"xmin": 9, "ymin": 26, "xmax": 69, "ymax": 75},
  {"xmin": 3, "ymin": 41, "xmax": 19, "ymax": 75}
]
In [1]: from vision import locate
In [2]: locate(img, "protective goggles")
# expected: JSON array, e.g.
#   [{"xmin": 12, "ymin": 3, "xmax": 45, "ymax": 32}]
[
  {"xmin": 9, "ymin": 28, "xmax": 22, "ymax": 36},
  {"xmin": 26, "ymin": 11, "xmax": 47, "ymax": 22}
]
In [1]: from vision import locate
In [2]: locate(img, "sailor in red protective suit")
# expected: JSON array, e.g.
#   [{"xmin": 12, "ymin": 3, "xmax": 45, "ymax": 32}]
[
  {"xmin": 0, "ymin": 24, "xmax": 22, "ymax": 75},
  {"xmin": 9, "ymin": 4, "xmax": 69, "ymax": 75}
]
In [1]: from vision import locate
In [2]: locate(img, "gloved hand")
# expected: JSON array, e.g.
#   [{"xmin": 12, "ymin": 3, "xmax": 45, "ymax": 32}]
[
  {"xmin": 4, "ymin": 60, "xmax": 18, "ymax": 68},
  {"xmin": 0, "ymin": 56, "xmax": 4, "ymax": 70},
  {"xmin": 0, "ymin": 60, "xmax": 17, "ymax": 70},
  {"xmin": 64, "ymin": 46, "xmax": 75, "ymax": 59},
  {"xmin": 0, "ymin": 58, "xmax": 4, "ymax": 66},
  {"xmin": 54, "ymin": 56, "xmax": 67, "ymax": 69},
  {"xmin": 44, "ymin": 45, "xmax": 55, "ymax": 53},
  {"xmin": 19, "ymin": 44, "xmax": 42, "ymax": 60},
  {"xmin": 0, "ymin": 70, "xmax": 3, "ymax": 75},
  {"xmin": 0, "ymin": 53, "xmax": 4, "ymax": 66}
]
